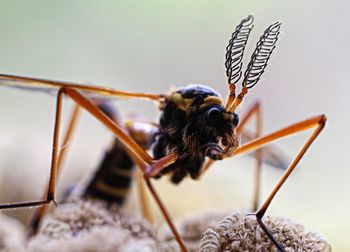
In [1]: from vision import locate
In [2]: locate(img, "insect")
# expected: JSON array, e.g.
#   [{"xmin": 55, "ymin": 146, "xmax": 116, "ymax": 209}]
[{"xmin": 0, "ymin": 15, "xmax": 326, "ymax": 252}]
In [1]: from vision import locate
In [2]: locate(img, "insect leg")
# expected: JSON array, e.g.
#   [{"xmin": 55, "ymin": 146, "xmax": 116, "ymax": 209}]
[
  {"xmin": 142, "ymin": 154, "xmax": 189, "ymax": 252},
  {"xmin": 0, "ymin": 89, "xmax": 67, "ymax": 210},
  {"xmin": 135, "ymin": 169, "xmax": 153, "ymax": 223},
  {"xmin": 200, "ymin": 101, "xmax": 263, "ymax": 211},
  {"xmin": 62, "ymin": 88, "xmax": 152, "ymax": 166},
  {"xmin": 235, "ymin": 101, "xmax": 262, "ymax": 211},
  {"xmin": 119, "ymin": 151, "xmax": 186, "ymax": 251},
  {"xmin": 232, "ymin": 114, "xmax": 326, "ymax": 251},
  {"xmin": 55, "ymin": 105, "xmax": 81, "ymax": 175},
  {"xmin": 1, "ymin": 87, "xmax": 185, "ymax": 250},
  {"xmin": 0, "ymin": 87, "xmax": 151, "ymax": 209},
  {"xmin": 124, "ymin": 120, "xmax": 159, "ymax": 223},
  {"xmin": 61, "ymin": 89, "xmax": 187, "ymax": 252},
  {"xmin": 29, "ymin": 104, "xmax": 81, "ymax": 236},
  {"xmin": 133, "ymin": 154, "xmax": 188, "ymax": 251},
  {"xmin": 82, "ymin": 101, "xmax": 135, "ymax": 206}
]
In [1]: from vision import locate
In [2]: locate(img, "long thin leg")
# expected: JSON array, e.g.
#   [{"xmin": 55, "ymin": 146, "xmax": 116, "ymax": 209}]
[
  {"xmin": 130, "ymin": 152, "xmax": 186, "ymax": 250},
  {"xmin": 65, "ymin": 89, "xmax": 188, "ymax": 251},
  {"xmin": 142, "ymin": 154, "xmax": 188, "ymax": 252},
  {"xmin": 135, "ymin": 169, "xmax": 153, "ymax": 223},
  {"xmin": 0, "ymin": 89, "xmax": 65, "ymax": 210},
  {"xmin": 235, "ymin": 101, "xmax": 262, "ymax": 211},
  {"xmin": 64, "ymin": 92, "xmax": 325, "ymax": 251},
  {"xmin": 110, "ymin": 150, "xmax": 185, "ymax": 250},
  {"xmin": 200, "ymin": 101, "xmax": 263, "ymax": 211},
  {"xmin": 0, "ymin": 88, "xmax": 150, "ymax": 207},
  {"xmin": 1, "ymin": 87, "xmax": 187, "ymax": 251},
  {"xmin": 233, "ymin": 114, "xmax": 326, "ymax": 251},
  {"xmin": 56, "ymin": 105, "xmax": 81, "ymax": 172},
  {"xmin": 249, "ymin": 116, "xmax": 326, "ymax": 218},
  {"xmin": 61, "ymin": 89, "xmax": 187, "ymax": 250},
  {"xmin": 29, "ymin": 105, "xmax": 81, "ymax": 236},
  {"xmin": 145, "ymin": 178, "xmax": 187, "ymax": 251},
  {"xmin": 63, "ymin": 88, "xmax": 152, "ymax": 166}
]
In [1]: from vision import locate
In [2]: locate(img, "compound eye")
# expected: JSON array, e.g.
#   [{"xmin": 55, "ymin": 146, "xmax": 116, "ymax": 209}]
[
  {"xmin": 232, "ymin": 112, "xmax": 239, "ymax": 127},
  {"xmin": 205, "ymin": 107, "xmax": 223, "ymax": 125}
]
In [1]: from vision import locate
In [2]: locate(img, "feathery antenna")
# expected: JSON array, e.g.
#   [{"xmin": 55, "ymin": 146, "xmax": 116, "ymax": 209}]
[
  {"xmin": 242, "ymin": 22, "xmax": 281, "ymax": 89},
  {"xmin": 225, "ymin": 15, "xmax": 254, "ymax": 85}
]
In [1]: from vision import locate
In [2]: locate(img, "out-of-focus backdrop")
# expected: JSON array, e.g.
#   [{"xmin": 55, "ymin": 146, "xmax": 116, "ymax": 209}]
[{"xmin": 0, "ymin": 0, "xmax": 348, "ymax": 250}]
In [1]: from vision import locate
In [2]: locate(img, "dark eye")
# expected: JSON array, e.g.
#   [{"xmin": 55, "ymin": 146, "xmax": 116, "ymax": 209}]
[
  {"xmin": 205, "ymin": 107, "xmax": 223, "ymax": 125},
  {"xmin": 232, "ymin": 112, "xmax": 239, "ymax": 127}
]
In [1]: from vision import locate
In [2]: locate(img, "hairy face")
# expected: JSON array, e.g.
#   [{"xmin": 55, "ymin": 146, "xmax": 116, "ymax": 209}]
[
  {"xmin": 154, "ymin": 85, "xmax": 242, "ymax": 183},
  {"xmin": 183, "ymin": 104, "xmax": 240, "ymax": 160}
]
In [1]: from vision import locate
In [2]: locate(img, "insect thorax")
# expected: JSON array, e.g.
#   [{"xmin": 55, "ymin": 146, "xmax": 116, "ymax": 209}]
[{"xmin": 153, "ymin": 84, "xmax": 237, "ymax": 184}]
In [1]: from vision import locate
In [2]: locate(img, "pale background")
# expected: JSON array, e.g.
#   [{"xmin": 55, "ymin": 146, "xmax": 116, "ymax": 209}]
[{"xmin": 0, "ymin": 0, "xmax": 348, "ymax": 250}]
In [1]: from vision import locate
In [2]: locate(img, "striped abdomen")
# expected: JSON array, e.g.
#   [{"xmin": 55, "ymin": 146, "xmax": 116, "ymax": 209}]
[
  {"xmin": 82, "ymin": 138, "xmax": 134, "ymax": 205},
  {"xmin": 82, "ymin": 102, "xmax": 134, "ymax": 205}
]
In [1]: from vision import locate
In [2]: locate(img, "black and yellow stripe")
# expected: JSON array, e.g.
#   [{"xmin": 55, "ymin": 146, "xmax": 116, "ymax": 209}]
[
  {"xmin": 82, "ymin": 102, "xmax": 135, "ymax": 205},
  {"xmin": 83, "ymin": 138, "xmax": 134, "ymax": 205}
]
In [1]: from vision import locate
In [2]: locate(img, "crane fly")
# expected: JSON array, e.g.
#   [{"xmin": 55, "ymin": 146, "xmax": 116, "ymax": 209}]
[{"xmin": 0, "ymin": 15, "xmax": 326, "ymax": 252}]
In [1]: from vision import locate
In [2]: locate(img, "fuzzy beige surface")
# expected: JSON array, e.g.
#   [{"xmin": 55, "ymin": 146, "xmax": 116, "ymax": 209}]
[
  {"xmin": 159, "ymin": 210, "xmax": 232, "ymax": 251},
  {"xmin": 159, "ymin": 210, "xmax": 331, "ymax": 252},
  {"xmin": 199, "ymin": 213, "xmax": 332, "ymax": 252},
  {"xmin": 0, "ymin": 212, "xmax": 26, "ymax": 252},
  {"xmin": 27, "ymin": 200, "xmax": 158, "ymax": 252},
  {"xmin": 25, "ymin": 201, "xmax": 331, "ymax": 252}
]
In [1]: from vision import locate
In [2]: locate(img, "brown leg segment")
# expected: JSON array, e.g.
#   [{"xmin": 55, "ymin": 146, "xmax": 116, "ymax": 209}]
[
  {"xmin": 58, "ymin": 89, "xmax": 187, "ymax": 252},
  {"xmin": 142, "ymin": 154, "xmax": 188, "ymax": 252},
  {"xmin": 63, "ymin": 88, "xmax": 152, "ymax": 166},
  {"xmin": 55, "ymin": 105, "xmax": 81, "ymax": 172},
  {"xmin": 145, "ymin": 178, "xmax": 188, "ymax": 252},
  {"xmin": 233, "ymin": 114, "xmax": 326, "ymax": 251},
  {"xmin": 235, "ymin": 101, "xmax": 262, "ymax": 211},
  {"xmin": 1, "ymin": 87, "xmax": 188, "ymax": 251},
  {"xmin": 200, "ymin": 101, "xmax": 263, "ymax": 211},
  {"xmin": 132, "ymin": 154, "xmax": 186, "ymax": 250},
  {"xmin": 29, "ymin": 105, "xmax": 81, "ymax": 236},
  {"xmin": 63, "ymin": 89, "xmax": 187, "ymax": 251},
  {"xmin": 135, "ymin": 169, "xmax": 153, "ymax": 223},
  {"xmin": 0, "ymin": 89, "xmax": 65, "ymax": 210}
]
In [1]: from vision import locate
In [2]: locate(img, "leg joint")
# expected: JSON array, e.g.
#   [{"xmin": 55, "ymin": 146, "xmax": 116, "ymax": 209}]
[
  {"xmin": 318, "ymin": 114, "xmax": 327, "ymax": 126},
  {"xmin": 47, "ymin": 192, "xmax": 55, "ymax": 202}
]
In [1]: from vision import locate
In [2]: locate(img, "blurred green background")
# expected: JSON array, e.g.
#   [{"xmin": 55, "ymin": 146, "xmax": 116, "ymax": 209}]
[{"xmin": 0, "ymin": 0, "xmax": 348, "ymax": 250}]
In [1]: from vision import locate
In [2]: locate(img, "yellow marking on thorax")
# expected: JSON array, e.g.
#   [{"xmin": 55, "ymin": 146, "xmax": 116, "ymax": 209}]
[
  {"xmin": 170, "ymin": 93, "xmax": 194, "ymax": 111},
  {"xmin": 200, "ymin": 96, "xmax": 224, "ymax": 109},
  {"xmin": 170, "ymin": 93, "xmax": 223, "ymax": 112}
]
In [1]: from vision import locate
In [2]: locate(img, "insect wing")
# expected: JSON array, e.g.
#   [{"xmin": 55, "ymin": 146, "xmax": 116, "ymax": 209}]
[
  {"xmin": 240, "ymin": 129, "xmax": 289, "ymax": 170},
  {"xmin": 0, "ymin": 74, "xmax": 161, "ymax": 101}
]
